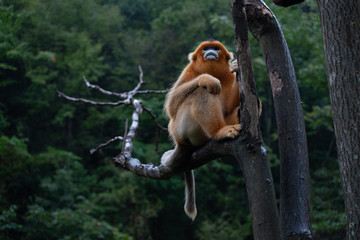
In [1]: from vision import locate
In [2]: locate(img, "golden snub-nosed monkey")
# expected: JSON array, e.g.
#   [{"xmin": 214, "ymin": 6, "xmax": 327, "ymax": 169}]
[{"xmin": 163, "ymin": 40, "xmax": 241, "ymax": 220}]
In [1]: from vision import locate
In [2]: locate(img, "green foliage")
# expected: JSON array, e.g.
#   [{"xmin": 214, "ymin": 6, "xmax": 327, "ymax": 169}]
[
  {"xmin": 0, "ymin": 136, "xmax": 37, "ymax": 210},
  {"xmin": 194, "ymin": 160, "xmax": 252, "ymax": 240},
  {"xmin": 311, "ymin": 167, "xmax": 346, "ymax": 239},
  {"xmin": 0, "ymin": 4, "xmax": 28, "ymax": 73},
  {"xmin": 0, "ymin": 0, "xmax": 346, "ymax": 239},
  {"xmin": 24, "ymin": 206, "xmax": 131, "ymax": 240},
  {"xmin": 304, "ymin": 105, "xmax": 333, "ymax": 135},
  {"xmin": 0, "ymin": 137, "xmax": 137, "ymax": 239},
  {"xmin": 0, "ymin": 205, "xmax": 23, "ymax": 240},
  {"xmin": 196, "ymin": 215, "xmax": 252, "ymax": 240}
]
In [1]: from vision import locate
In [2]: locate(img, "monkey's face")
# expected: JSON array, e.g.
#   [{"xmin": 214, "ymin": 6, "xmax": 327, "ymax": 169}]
[
  {"xmin": 189, "ymin": 41, "xmax": 233, "ymax": 77},
  {"xmin": 202, "ymin": 45, "xmax": 222, "ymax": 61}
]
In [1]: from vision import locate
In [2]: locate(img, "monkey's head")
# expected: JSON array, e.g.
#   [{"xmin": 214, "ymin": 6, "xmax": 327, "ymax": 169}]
[{"xmin": 188, "ymin": 40, "xmax": 233, "ymax": 76}]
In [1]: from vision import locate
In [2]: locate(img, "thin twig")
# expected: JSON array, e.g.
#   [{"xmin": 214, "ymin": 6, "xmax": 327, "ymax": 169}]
[
  {"xmin": 125, "ymin": 65, "xmax": 145, "ymax": 100},
  {"xmin": 134, "ymin": 65, "xmax": 145, "ymax": 92},
  {"xmin": 90, "ymin": 136, "xmax": 124, "ymax": 155},
  {"xmin": 142, "ymin": 105, "xmax": 168, "ymax": 131},
  {"xmin": 57, "ymin": 90, "xmax": 129, "ymax": 106},
  {"xmin": 84, "ymin": 75, "xmax": 168, "ymax": 97},
  {"xmin": 83, "ymin": 76, "xmax": 128, "ymax": 98},
  {"xmin": 136, "ymin": 89, "xmax": 169, "ymax": 94}
]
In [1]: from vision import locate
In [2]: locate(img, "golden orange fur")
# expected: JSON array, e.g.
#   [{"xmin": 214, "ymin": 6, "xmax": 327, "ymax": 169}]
[
  {"xmin": 162, "ymin": 40, "xmax": 241, "ymax": 220},
  {"xmin": 165, "ymin": 40, "xmax": 241, "ymax": 147}
]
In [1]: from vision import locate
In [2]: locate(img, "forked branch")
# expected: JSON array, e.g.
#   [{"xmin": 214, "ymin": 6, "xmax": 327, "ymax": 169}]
[{"xmin": 58, "ymin": 66, "xmax": 168, "ymax": 158}]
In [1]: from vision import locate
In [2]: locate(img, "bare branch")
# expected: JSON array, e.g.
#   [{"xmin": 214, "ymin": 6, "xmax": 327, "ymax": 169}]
[
  {"xmin": 133, "ymin": 65, "xmax": 145, "ymax": 92},
  {"xmin": 115, "ymin": 157, "xmax": 174, "ymax": 180},
  {"xmin": 121, "ymin": 119, "xmax": 129, "ymax": 154},
  {"xmin": 124, "ymin": 65, "xmax": 146, "ymax": 99},
  {"xmin": 117, "ymin": 99, "xmax": 143, "ymax": 160},
  {"xmin": 84, "ymin": 66, "xmax": 168, "ymax": 103},
  {"xmin": 84, "ymin": 76, "xmax": 168, "ymax": 98},
  {"xmin": 83, "ymin": 76, "xmax": 128, "ymax": 98},
  {"xmin": 57, "ymin": 90, "xmax": 128, "ymax": 106},
  {"xmin": 114, "ymin": 138, "xmax": 233, "ymax": 179},
  {"xmin": 136, "ymin": 89, "xmax": 169, "ymax": 94},
  {"xmin": 90, "ymin": 136, "xmax": 124, "ymax": 155},
  {"xmin": 58, "ymin": 65, "xmax": 167, "ymax": 155}
]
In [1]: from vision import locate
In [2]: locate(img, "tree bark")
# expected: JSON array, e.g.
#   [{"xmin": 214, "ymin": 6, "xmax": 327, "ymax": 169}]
[
  {"xmin": 232, "ymin": 138, "xmax": 282, "ymax": 240},
  {"xmin": 232, "ymin": 1, "xmax": 281, "ymax": 239},
  {"xmin": 317, "ymin": 1, "xmax": 360, "ymax": 239},
  {"xmin": 245, "ymin": 1, "xmax": 312, "ymax": 239}
]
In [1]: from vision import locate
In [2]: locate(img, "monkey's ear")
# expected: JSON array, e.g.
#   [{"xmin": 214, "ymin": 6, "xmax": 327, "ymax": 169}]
[
  {"xmin": 227, "ymin": 52, "xmax": 234, "ymax": 61},
  {"xmin": 188, "ymin": 52, "xmax": 197, "ymax": 61}
]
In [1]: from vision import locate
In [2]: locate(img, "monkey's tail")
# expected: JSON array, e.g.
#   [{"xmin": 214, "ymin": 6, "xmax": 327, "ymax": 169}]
[{"xmin": 184, "ymin": 170, "xmax": 197, "ymax": 220}]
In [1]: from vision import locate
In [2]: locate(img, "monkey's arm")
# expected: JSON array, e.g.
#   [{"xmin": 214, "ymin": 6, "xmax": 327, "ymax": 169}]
[
  {"xmin": 166, "ymin": 74, "xmax": 220, "ymax": 118},
  {"xmin": 166, "ymin": 79, "xmax": 199, "ymax": 118}
]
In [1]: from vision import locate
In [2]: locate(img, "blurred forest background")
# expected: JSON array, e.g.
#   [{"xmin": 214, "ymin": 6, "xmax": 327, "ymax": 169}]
[{"xmin": 0, "ymin": 0, "xmax": 345, "ymax": 239}]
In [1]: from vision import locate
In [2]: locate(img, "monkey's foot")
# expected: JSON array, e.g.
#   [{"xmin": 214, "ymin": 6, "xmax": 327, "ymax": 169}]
[{"xmin": 214, "ymin": 124, "xmax": 242, "ymax": 140}]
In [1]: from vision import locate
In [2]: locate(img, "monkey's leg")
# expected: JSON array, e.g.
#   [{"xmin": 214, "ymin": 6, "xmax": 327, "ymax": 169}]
[{"xmin": 191, "ymin": 89, "xmax": 241, "ymax": 140}]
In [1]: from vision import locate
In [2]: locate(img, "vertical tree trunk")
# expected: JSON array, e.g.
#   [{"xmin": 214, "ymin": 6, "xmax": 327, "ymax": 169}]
[
  {"xmin": 317, "ymin": 1, "xmax": 360, "ymax": 239},
  {"xmin": 245, "ymin": 1, "xmax": 312, "ymax": 239},
  {"xmin": 231, "ymin": 1, "xmax": 281, "ymax": 239},
  {"xmin": 233, "ymin": 139, "xmax": 282, "ymax": 240}
]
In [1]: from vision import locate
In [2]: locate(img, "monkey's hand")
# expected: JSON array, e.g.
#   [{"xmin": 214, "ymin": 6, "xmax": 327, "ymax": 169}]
[
  {"xmin": 230, "ymin": 59, "xmax": 239, "ymax": 73},
  {"xmin": 197, "ymin": 74, "xmax": 221, "ymax": 95}
]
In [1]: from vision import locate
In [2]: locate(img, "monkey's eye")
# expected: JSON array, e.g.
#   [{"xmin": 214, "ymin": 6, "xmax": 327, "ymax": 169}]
[
  {"xmin": 202, "ymin": 46, "xmax": 221, "ymax": 52},
  {"xmin": 202, "ymin": 46, "xmax": 210, "ymax": 52},
  {"xmin": 213, "ymin": 46, "xmax": 221, "ymax": 52}
]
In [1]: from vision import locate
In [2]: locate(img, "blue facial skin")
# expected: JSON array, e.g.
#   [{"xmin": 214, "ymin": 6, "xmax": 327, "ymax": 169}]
[{"xmin": 202, "ymin": 46, "xmax": 221, "ymax": 60}]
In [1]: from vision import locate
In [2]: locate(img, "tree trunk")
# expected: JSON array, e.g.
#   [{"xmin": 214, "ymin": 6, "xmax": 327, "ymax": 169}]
[
  {"xmin": 317, "ymin": 1, "xmax": 360, "ymax": 239},
  {"xmin": 231, "ymin": 1, "xmax": 282, "ymax": 239},
  {"xmin": 245, "ymin": 1, "xmax": 312, "ymax": 239}
]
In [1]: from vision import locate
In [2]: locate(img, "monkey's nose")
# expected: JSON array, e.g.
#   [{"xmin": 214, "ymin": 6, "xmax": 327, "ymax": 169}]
[{"xmin": 204, "ymin": 50, "xmax": 218, "ymax": 60}]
